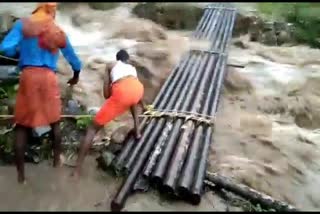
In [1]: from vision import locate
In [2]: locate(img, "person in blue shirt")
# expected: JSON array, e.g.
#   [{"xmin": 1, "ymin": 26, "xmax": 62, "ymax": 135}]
[{"xmin": 0, "ymin": 2, "xmax": 82, "ymax": 184}]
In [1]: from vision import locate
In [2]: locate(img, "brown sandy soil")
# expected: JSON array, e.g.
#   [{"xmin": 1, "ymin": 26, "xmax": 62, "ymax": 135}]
[{"xmin": 0, "ymin": 156, "xmax": 241, "ymax": 211}]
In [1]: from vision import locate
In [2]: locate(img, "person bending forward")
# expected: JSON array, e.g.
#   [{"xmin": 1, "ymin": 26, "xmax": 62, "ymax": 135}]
[{"xmin": 72, "ymin": 50, "xmax": 145, "ymax": 178}]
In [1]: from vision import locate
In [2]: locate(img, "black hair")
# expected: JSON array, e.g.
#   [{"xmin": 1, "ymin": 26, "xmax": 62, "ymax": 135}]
[{"xmin": 116, "ymin": 49, "xmax": 129, "ymax": 62}]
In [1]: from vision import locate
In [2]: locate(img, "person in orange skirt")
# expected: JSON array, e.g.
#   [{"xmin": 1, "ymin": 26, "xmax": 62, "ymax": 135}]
[
  {"xmin": 0, "ymin": 3, "xmax": 82, "ymax": 183},
  {"xmin": 72, "ymin": 50, "xmax": 145, "ymax": 179}
]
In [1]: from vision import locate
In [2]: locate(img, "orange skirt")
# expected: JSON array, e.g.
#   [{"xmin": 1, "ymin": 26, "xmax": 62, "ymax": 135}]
[
  {"xmin": 14, "ymin": 67, "xmax": 61, "ymax": 128},
  {"xmin": 94, "ymin": 77, "xmax": 144, "ymax": 126}
]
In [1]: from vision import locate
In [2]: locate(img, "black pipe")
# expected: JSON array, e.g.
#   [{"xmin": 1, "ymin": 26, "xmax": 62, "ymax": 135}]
[
  {"xmin": 112, "ymin": 118, "xmax": 149, "ymax": 173},
  {"xmin": 158, "ymin": 53, "xmax": 202, "ymax": 110},
  {"xmin": 142, "ymin": 120, "xmax": 174, "ymax": 178},
  {"xmin": 191, "ymin": 43, "xmax": 232, "ymax": 204},
  {"xmin": 150, "ymin": 53, "xmax": 211, "ymax": 184},
  {"xmin": 192, "ymin": 8, "xmax": 210, "ymax": 38},
  {"xmin": 153, "ymin": 52, "xmax": 190, "ymax": 108},
  {"xmin": 201, "ymin": 9, "xmax": 219, "ymax": 40},
  {"xmin": 121, "ymin": 119, "xmax": 160, "ymax": 174},
  {"xmin": 176, "ymin": 125, "xmax": 204, "ymax": 197},
  {"xmin": 190, "ymin": 126, "xmax": 213, "ymax": 205},
  {"xmin": 209, "ymin": 10, "xmax": 228, "ymax": 52},
  {"xmin": 189, "ymin": 10, "xmax": 236, "ymax": 202},
  {"xmin": 161, "ymin": 54, "xmax": 217, "ymax": 192},
  {"xmin": 193, "ymin": 9, "xmax": 214, "ymax": 39},
  {"xmin": 111, "ymin": 118, "xmax": 167, "ymax": 211},
  {"xmin": 203, "ymin": 9, "xmax": 224, "ymax": 41},
  {"xmin": 176, "ymin": 55, "xmax": 224, "ymax": 196}
]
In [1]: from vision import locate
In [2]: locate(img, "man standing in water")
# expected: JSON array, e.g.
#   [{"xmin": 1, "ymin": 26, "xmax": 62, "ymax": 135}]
[
  {"xmin": 72, "ymin": 50, "xmax": 145, "ymax": 179},
  {"xmin": 0, "ymin": 2, "xmax": 82, "ymax": 184}
]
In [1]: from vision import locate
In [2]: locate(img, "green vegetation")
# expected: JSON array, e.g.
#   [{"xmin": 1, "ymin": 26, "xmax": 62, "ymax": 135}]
[
  {"xmin": 0, "ymin": 83, "xmax": 18, "ymax": 99},
  {"xmin": 132, "ymin": 3, "xmax": 203, "ymax": 30},
  {"xmin": 0, "ymin": 127, "xmax": 15, "ymax": 164},
  {"xmin": 257, "ymin": 3, "xmax": 320, "ymax": 48},
  {"xmin": 76, "ymin": 116, "xmax": 93, "ymax": 130}
]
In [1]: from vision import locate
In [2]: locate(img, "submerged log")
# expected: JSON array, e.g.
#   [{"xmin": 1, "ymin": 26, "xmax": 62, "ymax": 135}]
[{"xmin": 205, "ymin": 171, "xmax": 299, "ymax": 212}]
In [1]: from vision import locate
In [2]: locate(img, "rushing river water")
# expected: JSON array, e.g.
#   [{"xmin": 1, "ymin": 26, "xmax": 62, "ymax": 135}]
[{"xmin": 1, "ymin": 2, "xmax": 320, "ymax": 211}]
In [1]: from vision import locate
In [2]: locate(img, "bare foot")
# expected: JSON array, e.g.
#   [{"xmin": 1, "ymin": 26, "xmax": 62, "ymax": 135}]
[
  {"xmin": 53, "ymin": 154, "xmax": 65, "ymax": 168},
  {"xmin": 70, "ymin": 170, "xmax": 80, "ymax": 181},
  {"xmin": 18, "ymin": 176, "xmax": 27, "ymax": 185},
  {"xmin": 135, "ymin": 132, "xmax": 142, "ymax": 140}
]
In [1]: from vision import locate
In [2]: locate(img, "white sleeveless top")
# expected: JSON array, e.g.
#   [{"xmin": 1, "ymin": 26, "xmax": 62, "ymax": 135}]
[{"xmin": 110, "ymin": 60, "xmax": 137, "ymax": 83}]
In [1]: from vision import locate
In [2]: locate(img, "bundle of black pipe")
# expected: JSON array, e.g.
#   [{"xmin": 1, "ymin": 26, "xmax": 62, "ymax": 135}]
[
  {"xmin": 112, "ymin": 4, "xmax": 236, "ymax": 174},
  {"xmin": 192, "ymin": 5, "xmax": 236, "ymax": 50},
  {"xmin": 111, "ymin": 51, "xmax": 221, "ymax": 211},
  {"xmin": 111, "ymin": 4, "xmax": 237, "ymax": 211}
]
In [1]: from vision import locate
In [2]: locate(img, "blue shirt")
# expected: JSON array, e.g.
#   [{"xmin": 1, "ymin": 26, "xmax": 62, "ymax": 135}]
[{"xmin": 0, "ymin": 20, "xmax": 82, "ymax": 73}]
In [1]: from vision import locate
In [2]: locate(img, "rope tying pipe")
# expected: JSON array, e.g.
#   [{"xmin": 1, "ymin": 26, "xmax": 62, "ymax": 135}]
[{"xmin": 140, "ymin": 109, "xmax": 215, "ymax": 127}]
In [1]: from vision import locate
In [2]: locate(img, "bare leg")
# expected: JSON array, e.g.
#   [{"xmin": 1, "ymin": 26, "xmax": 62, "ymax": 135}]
[
  {"xmin": 72, "ymin": 123, "xmax": 102, "ymax": 179},
  {"xmin": 138, "ymin": 100, "xmax": 147, "ymax": 112},
  {"xmin": 14, "ymin": 124, "xmax": 29, "ymax": 184},
  {"xmin": 130, "ymin": 105, "xmax": 141, "ymax": 139},
  {"xmin": 50, "ymin": 121, "xmax": 62, "ymax": 168}
]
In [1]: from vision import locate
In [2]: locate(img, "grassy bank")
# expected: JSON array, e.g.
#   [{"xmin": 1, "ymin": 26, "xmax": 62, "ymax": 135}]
[{"xmin": 257, "ymin": 3, "xmax": 320, "ymax": 48}]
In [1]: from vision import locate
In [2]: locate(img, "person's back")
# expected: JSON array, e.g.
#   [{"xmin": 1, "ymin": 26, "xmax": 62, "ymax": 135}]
[
  {"xmin": 72, "ymin": 49, "xmax": 146, "ymax": 179},
  {"xmin": 0, "ymin": 2, "xmax": 82, "ymax": 184},
  {"xmin": 1, "ymin": 16, "xmax": 81, "ymax": 73}
]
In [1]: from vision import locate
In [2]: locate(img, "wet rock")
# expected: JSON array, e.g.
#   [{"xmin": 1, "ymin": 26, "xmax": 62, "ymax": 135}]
[
  {"xmin": 88, "ymin": 3, "xmax": 120, "ymax": 11},
  {"xmin": 71, "ymin": 13, "xmax": 91, "ymax": 27},
  {"xmin": 233, "ymin": 13, "xmax": 257, "ymax": 37},
  {"xmin": 132, "ymin": 3, "xmax": 203, "ymax": 30},
  {"xmin": 233, "ymin": 12, "xmax": 294, "ymax": 46},
  {"xmin": 260, "ymin": 30, "xmax": 278, "ymax": 46},
  {"xmin": 87, "ymin": 107, "xmax": 100, "ymax": 115},
  {"xmin": 233, "ymin": 40, "xmax": 249, "ymax": 49},
  {"xmin": 110, "ymin": 126, "xmax": 132, "ymax": 145},
  {"xmin": 0, "ymin": 12, "xmax": 16, "ymax": 34},
  {"xmin": 65, "ymin": 100, "xmax": 82, "ymax": 115},
  {"xmin": 96, "ymin": 151, "xmax": 115, "ymax": 171},
  {"xmin": 277, "ymin": 30, "xmax": 291, "ymax": 45},
  {"xmin": 112, "ymin": 18, "xmax": 167, "ymax": 42}
]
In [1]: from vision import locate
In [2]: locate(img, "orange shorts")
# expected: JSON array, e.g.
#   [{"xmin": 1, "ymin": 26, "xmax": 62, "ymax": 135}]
[{"xmin": 94, "ymin": 77, "xmax": 144, "ymax": 126}]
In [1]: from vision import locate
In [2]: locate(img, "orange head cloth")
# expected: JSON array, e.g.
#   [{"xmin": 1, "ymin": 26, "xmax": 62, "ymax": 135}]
[
  {"xmin": 22, "ymin": 2, "xmax": 66, "ymax": 53},
  {"xmin": 31, "ymin": 2, "xmax": 58, "ymax": 21}
]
